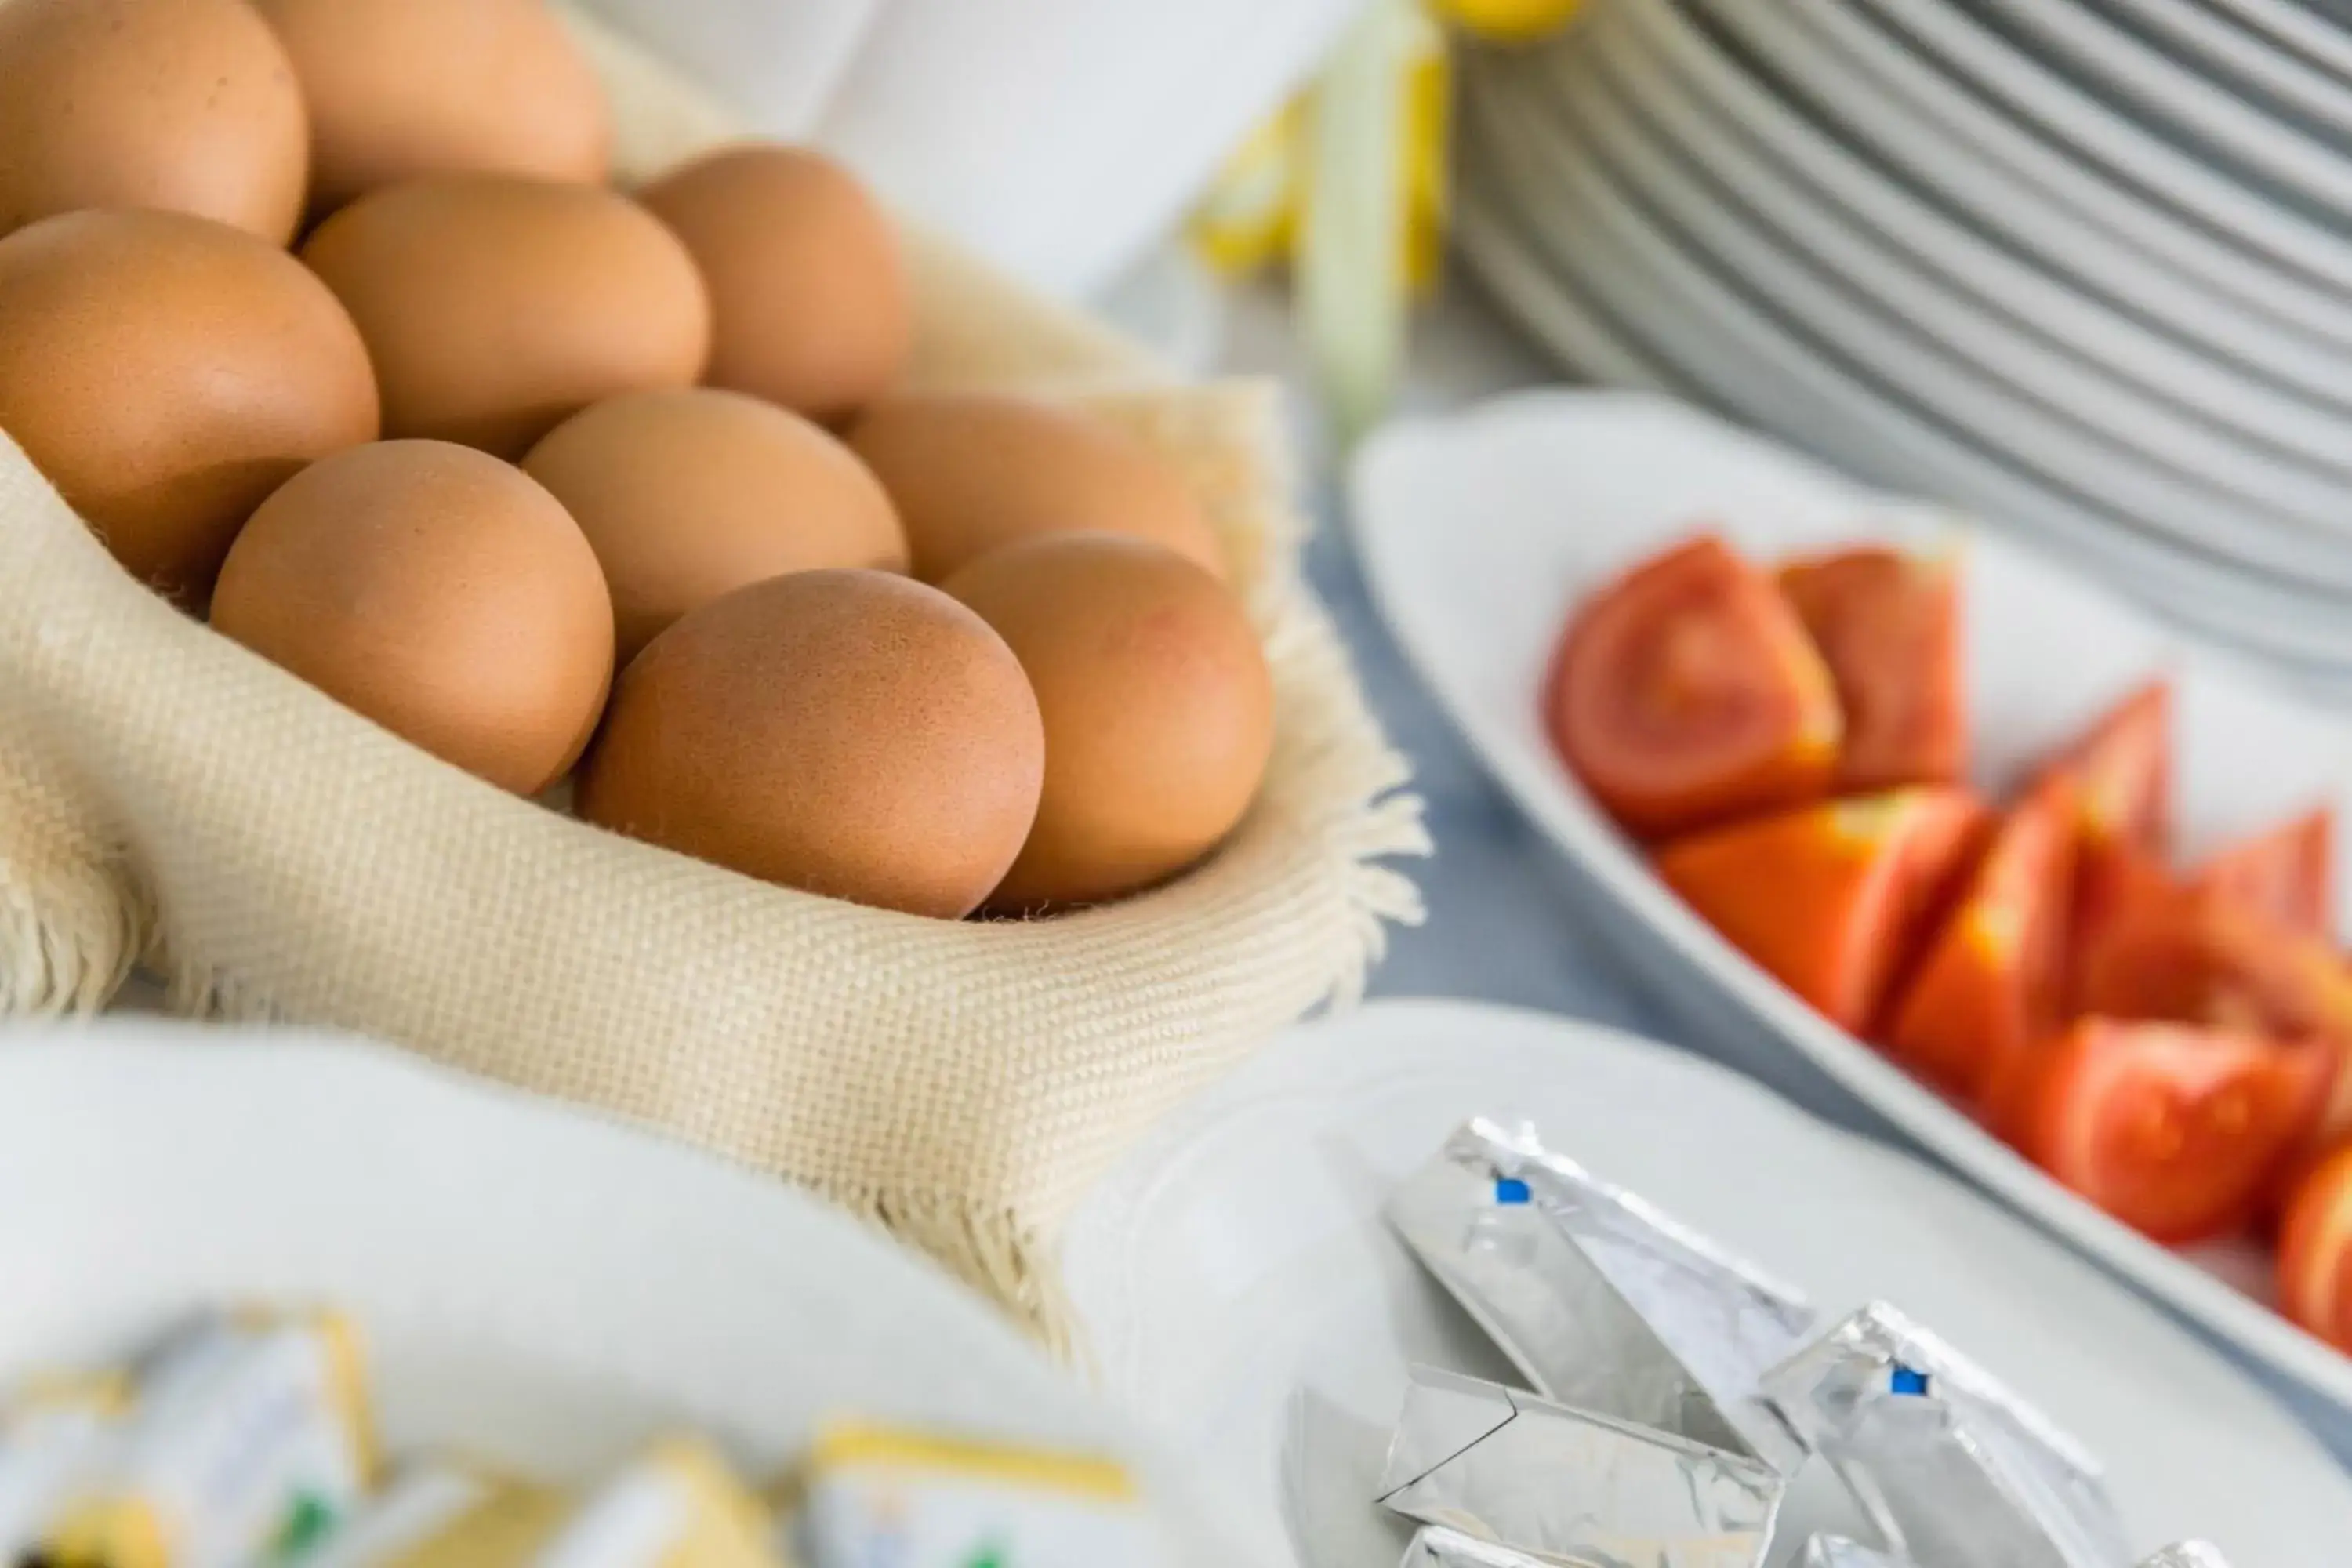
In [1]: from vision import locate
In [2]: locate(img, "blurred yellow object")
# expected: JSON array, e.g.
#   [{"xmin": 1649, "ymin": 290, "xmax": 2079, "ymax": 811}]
[
  {"xmin": 1428, "ymin": 0, "xmax": 1587, "ymax": 43},
  {"xmin": 1189, "ymin": 105, "xmax": 1300, "ymax": 276},
  {"xmin": 1189, "ymin": 4, "xmax": 1447, "ymax": 299}
]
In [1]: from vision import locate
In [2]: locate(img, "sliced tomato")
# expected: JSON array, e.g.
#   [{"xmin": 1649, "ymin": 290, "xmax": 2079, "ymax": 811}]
[
  {"xmin": 2074, "ymin": 895, "xmax": 2352, "ymax": 1178},
  {"xmin": 2279, "ymin": 1142, "xmax": 2352, "ymax": 1352},
  {"xmin": 1654, "ymin": 786, "xmax": 1985, "ymax": 1034},
  {"xmin": 1548, "ymin": 534, "xmax": 1842, "ymax": 838},
  {"xmin": 2193, "ymin": 805, "xmax": 2336, "ymax": 939},
  {"xmin": 1777, "ymin": 545, "xmax": 1966, "ymax": 792},
  {"xmin": 2067, "ymin": 836, "xmax": 2181, "ymax": 994},
  {"xmin": 2010, "ymin": 1018, "xmax": 2333, "ymax": 1244},
  {"xmin": 2034, "ymin": 680, "xmax": 2171, "ymax": 855},
  {"xmin": 1883, "ymin": 779, "xmax": 2075, "ymax": 1104}
]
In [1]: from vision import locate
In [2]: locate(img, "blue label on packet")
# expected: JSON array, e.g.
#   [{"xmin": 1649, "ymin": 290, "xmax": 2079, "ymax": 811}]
[
  {"xmin": 1493, "ymin": 1178, "xmax": 1531, "ymax": 1206},
  {"xmin": 1889, "ymin": 1365, "xmax": 1931, "ymax": 1397}
]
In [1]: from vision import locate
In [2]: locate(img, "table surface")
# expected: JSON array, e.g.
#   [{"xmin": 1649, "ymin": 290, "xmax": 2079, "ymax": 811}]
[{"xmin": 1210, "ymin": 271, "xmax": 2352, "ymax": 1475}]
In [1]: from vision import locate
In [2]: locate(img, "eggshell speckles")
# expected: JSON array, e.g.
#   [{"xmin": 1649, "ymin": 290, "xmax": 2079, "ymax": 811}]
[
  {"xmin": 256, "ymin": 0, "xmax": 608, "ymax": 212},
  {"xmin": 0, "ymin": 209, "xmax": 378, "ymax": 600},
  {"xmin": 576, "ymin": 570, "xmax": 1043, "ymax": 918},
  {"xmin": 0, "ymin": 0, "xmax": 309, "ymax": 244},
  {"xmin": 210, "ymin": 441, "xmax": 614, "ymax": 795},
  {"xmin": 638, "ymin": 143, "xmax": 909, "ymax": 424},
  {"xmin": 848, "ymin": 391, "xmax": 1225, "ymax": 584},
  {"xmin": 943, "ymin": 533, "xmax": 1272, "ymax": 909},
  {"xmin": 524, "ymin": 388, "xmax": 906, "ymax": 662},
  {"xmin": 302, "ymin": 175, "xmax": 709, "ymax": 458}
]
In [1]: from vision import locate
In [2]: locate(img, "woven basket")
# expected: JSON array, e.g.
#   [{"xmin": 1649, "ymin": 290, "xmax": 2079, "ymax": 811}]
[{"xmin": 0, "ymin": 9, "xmax": 1426, "ymax": 1345}]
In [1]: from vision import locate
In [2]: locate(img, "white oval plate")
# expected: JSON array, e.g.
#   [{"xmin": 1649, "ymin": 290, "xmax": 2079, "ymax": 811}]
[
  {"xmin": 0, "ymin": 1018, "xmax": 1240, "ymax": 1565},
  {"xmin": 1345, "ymin": 387, "xmax": 2352, "ymax": 1414},
  {"xmin": 1062, "ymin": 999, "xmax": 2352, "ymax": 1568}
]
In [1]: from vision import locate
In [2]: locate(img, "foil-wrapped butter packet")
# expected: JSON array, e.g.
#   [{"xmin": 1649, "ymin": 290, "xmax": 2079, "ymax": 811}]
[
  {"xmin": 2139, "ymin": 1545, "xmax": 2232, "ymax": 1568},
  {"xmin": 1387, "ymin": 1120, "xmax": 1817, "ymax": 1475},
  {"xmin": 1397, "ymin": 1524, "xmax": 1553, "ymax": 1568},
  {"xmin": 1761, "ymin": 1303, "xmax": 2131, "ymax": 1568},
  {"xmin": 1802, "ymin": 1537, "xmax": 1915, "ymax": 1568},
  {"xmin": 1375, "ymin": 1365, "xmax": 1783, "ymax": 1568}
]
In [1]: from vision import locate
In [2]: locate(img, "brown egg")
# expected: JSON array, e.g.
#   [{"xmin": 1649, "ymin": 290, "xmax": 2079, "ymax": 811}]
[
  {"xmin": 0, "ymin": 0, "xmax": 308, "ymax": 244},
  {"xmin": 847, "ymin": 391, "xmax": 1225, "ymax": 584},
  {"xmin": 637, "ymin": 143, "xmax": 909, "ymax": 423},
  {"xmin": 255, "ymin": 0, "xmax": 608, "ymax": 213},
  {"xmin": 577, "ymin": 570, "xmax": 1043, "ymax": 918},
  {"xmin": 522, "ymin": 389, "xmax": 906, "ymax": 663},
  {"xmin": 210, "ymin": 441, "xmax": 614, "ymax": 795},
  {"xmin": 942, "ymin": 533, "xmax": 1272, "ymax": 910},
  {"xmin": 302, "ymin": 176, "xmax": 710, "ymax": 458},
  {"xmin": 0, "ymin": 209, "xmax": 378, "ymax": 601}
]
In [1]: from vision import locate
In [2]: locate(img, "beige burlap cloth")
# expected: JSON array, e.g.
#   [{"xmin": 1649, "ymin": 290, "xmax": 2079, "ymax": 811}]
[{"xmin": 0, "ymin": 13, "xmax": 1426, "ymax": 1345}]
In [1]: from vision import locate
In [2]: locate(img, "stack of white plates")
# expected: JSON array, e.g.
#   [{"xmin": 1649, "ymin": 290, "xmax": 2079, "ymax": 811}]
[{"xmin": 1453, "ymin": 0, "xmax": 2352, "ymax": 699}]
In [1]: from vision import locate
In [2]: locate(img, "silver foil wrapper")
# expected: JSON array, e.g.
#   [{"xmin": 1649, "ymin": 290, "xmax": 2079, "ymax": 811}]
[
  {"xmin": 1387, "ymin": 1119, "xmax": 1817, "ymax": 1475},
  {"xmin": 2138, "ymin": 1546, "xmax": 2233, "ymax": 1568},
  {"xmin": 1398, "ymin": 1525, "xmax": 1555, "ymax": 1568},
  {"xmin": 1802, "ymin": 1538, "xmax": 1915, "ymax": 1568},
  {"xmin": 1762, "ymin": 1303, "xmax": 2132, "ymax": 1568},
  {"xmin": 1376, "ymin": 1364, "xmax": 1783, "ymax": 1568}
]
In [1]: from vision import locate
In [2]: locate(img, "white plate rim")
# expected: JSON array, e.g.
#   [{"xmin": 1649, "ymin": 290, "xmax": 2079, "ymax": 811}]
[
  {"xmin": 1063, "ymin": 996, "xmax": 2352, "ymax": 1568},
  {"xmin": 1690, "ymin": 0, "xmax": 2352, "ymax": 390},
  {"xmin": 1345, "ymin": 386, "xmax": 2352, "ymax": 1414},
  {"xmin": 1559, "ymin": 0, "xmax": 2352, "ymax": 564},
  {"xmin": 1842, "ymin": 0, "xmax": 2352, "ymax": 296},
  {"xmin": 1456, "ymin": 71, "xmax": 2352, "ymax": 667}
]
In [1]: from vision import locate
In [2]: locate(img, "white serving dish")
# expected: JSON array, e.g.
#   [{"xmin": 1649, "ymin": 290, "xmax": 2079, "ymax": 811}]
[
  {"xmin": 0, "ymin": 1018, "xmax": 1243, "ymax": 1566},
  {"xmin": 1347, "ymin": 387, "xmax": 2352, "ymax": 1416},
  {"xmin": 1062, "ymin": 999, "xmax": 2352, "ymax": 1568}
]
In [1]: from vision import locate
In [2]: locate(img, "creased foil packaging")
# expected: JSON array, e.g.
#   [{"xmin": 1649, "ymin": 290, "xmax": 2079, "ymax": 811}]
[
  {"xmin": 1387, "ymin": 1120, "xmax": 1817, "ymax": 1475},
  {"xmin": 2138, "ymin": 1546, "xmax": 2232, "ymax": 1568},
  {"xmin": 1398, "ymin": 1525, "xmax": 1553, "ymax": 1568},
  {"xmin": 1802, "ymin": 1537, "xmax": 1915, "ymax": 1568},
  {"xmin": 1761, "ymin": 1303, "xmax": 2131, "ymax": 1568},
  {"xmin": 1376, "ymin": 1365, "xmax": 1782, "ymax": 1568}
]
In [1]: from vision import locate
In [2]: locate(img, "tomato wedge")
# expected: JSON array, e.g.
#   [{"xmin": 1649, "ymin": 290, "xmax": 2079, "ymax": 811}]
[
  {"xmin": 2280, "ymin": 1142, "xmax": 2352, "ymax": 1353},
  {"xmin": 1777, "ymin": 545, "xmax": 1966, "ymax": 792},
  {"xmin": 2009, "ymin": 1018, "xmax": 2333, "ymax": 1244},
  {"xmin": 1654, "ymin": 787, "xmax": 1985, "ymax": 1034},
  {"xmin": 2067, "ymin": 836, "xmax": 2181, "ymax": 996},
  {"xmin": 1884, "ymin": 779, "xmax": 2075, "ymax": 1104},
  {"xmin": 2074, "ymin": 894, "xmax": 2352, "ymax": 1155},
  {"xmin": 2034, "ymin": 680, "xmax": 2171, "ymax": 855},
  {"xmin": 1548, "ymin": 534, "xmax": 1842, "ymax": 838},
  {"xmin": 2193, "ymin": 805, "xmax": 2336, "ymax": 939}
]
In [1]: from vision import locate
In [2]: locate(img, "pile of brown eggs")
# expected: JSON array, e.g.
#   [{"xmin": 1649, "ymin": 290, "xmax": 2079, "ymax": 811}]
[{"xmin": 0, "ymin": 0, "xmax": 1276, "ymax": 920}]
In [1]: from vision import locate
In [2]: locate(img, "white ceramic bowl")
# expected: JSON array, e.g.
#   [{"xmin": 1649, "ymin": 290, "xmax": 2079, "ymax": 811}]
[
  {"xmin": 0, "ymin": 1018, "xmax": 1245, "ymax": 1566},
  {"xmin": 1347, "ymin": 387, "xmax": 2352, "ymax": 1413}
]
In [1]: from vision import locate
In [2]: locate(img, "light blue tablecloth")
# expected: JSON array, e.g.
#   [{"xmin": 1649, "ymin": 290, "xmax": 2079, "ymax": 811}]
[{"xmin": 1233, "ymin": 280, "xmax": 2352, "ymax": 1476}]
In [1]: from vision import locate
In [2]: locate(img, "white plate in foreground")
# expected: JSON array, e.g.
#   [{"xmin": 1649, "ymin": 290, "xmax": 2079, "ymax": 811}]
[
  {"xmin": 1346, "ymin": 388, "xmax": 2352, "ymax": 1409},
  {"xmin": 1062, "ymin": 999, "xmax": 2352, "ymax": 1568},
  {"xmin": 0, "ymin": 1018, "xmax": 1239, "ymax": 1565}
]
